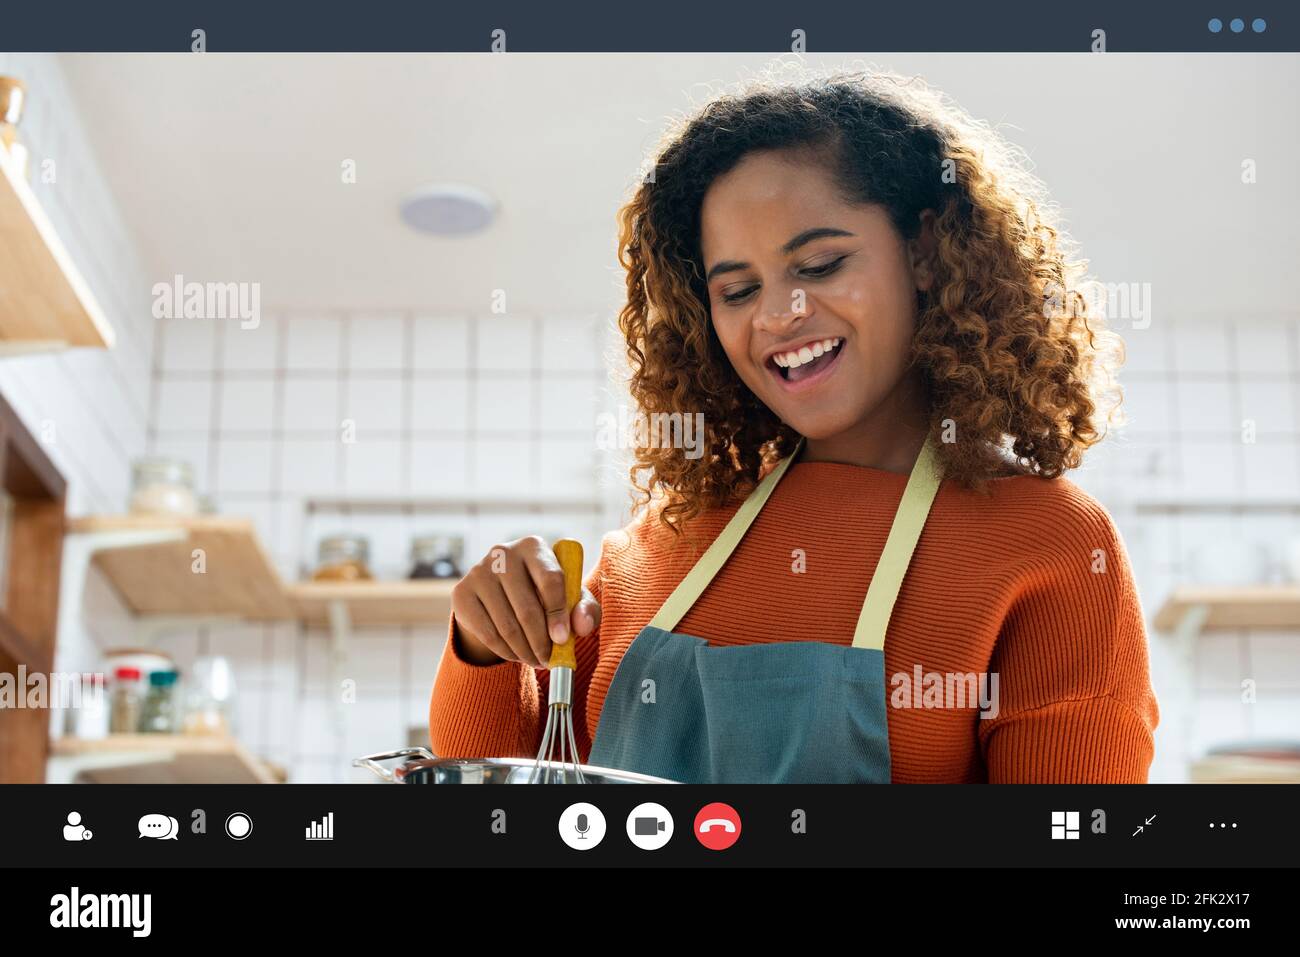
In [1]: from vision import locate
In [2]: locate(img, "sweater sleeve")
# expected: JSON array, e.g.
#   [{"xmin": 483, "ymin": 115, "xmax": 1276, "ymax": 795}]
[
  {"xmin": 977, "ymin": 493, "xmax": 1160, "ymax": 783},
  {"xmin": 427, "ymin": 541, "xmax": 606, "ymax": 762}
]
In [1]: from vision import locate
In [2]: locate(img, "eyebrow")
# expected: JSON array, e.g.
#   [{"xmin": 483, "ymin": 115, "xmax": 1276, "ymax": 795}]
[{"xmin": 704, "ymin": 227, "xmax": 856, "ymax": 283}]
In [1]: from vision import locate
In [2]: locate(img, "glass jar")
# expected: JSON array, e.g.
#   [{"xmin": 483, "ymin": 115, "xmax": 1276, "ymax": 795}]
[
  {"xmin": 139, "ymin": 670, "xmax": 180, "ymax": 734},
  {"xmin": 129, "ymin": 458, "xmax": 198, "ymax": 517},
  {"xmin": 109, "ymin": 667, "xmax": 144, "ymax": 734},
  {"xmin": 408, "ymin": 534, "xmax": 463, "ymax": 580},
  {"xmin": 71, "ymin": 674, "xmax": 109, "ymax": 739},
  {"xmin": 182, "ymin": 656, "xmax": 235, "ymax": 735},
  {"xmin": 312, "ymin": 534, "xmax": 373, "ymax": 581}
]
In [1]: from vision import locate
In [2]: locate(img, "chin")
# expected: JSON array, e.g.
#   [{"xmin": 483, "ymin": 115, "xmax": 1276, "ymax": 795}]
[{"xmin": 772, "ymin": 409, "xmax": 859, "ymax": 442}]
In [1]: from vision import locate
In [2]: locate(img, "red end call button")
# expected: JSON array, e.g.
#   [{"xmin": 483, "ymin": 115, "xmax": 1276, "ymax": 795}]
[{"xmin": 694, "ymin": 802, "xmax": 741, "ymax": 850}]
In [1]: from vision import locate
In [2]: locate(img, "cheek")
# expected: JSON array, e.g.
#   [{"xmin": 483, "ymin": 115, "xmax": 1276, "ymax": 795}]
[
  {"xmin": 710, "ymin": 320, "xmax": 758, "ymax": 383},
  {"xmin": 710, "ymin": 318, "xmax": 742, "ymax": 362}
]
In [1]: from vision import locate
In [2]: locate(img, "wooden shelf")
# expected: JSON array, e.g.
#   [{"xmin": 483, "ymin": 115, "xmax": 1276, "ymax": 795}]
[
  {"xmin": 1190, "ymin": 756, "xmax": 1300, "ymax": 784},
  {"xmin": 0, "ymin": 144, "xmax": 114, "ymax": 352},
  {"xmin": 1154, "ymin": 585, "xmax": 1300, "ymax": 632},
  {"xmin": 67, "ymin": 515, "xmax": 295, "ymax": 620},
  {"xmin": 48, "ymin": 734, "xmax": 276, "ymax": 784},
  {"xmin": 67, "ymin": 515, "xmax": 459, "ymax": 629},
  {"xmin": 304, "ymin": 494, "xmax": 603, "ymax": 514},
  {"xmin": 288, "ymin": 580, "xmax": 455, "ymax": 627}
]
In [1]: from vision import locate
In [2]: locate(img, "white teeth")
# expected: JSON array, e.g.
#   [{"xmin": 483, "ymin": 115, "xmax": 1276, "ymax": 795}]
[{"xmin": 773, "ymin": 337, "xmax": 842, "ymax": 369}]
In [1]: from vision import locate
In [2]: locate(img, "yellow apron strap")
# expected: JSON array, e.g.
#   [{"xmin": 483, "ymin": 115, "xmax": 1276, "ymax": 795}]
[
  {"xmin": 649, "ymin": 437, "xmax": 806, "ymax": 633},
  {"xmin": 851, "ymin": 434, "xmax": 943, "ymax": 650}
]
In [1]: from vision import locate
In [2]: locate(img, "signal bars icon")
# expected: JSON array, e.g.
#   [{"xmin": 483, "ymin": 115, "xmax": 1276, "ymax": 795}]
[{"xmin": 306, "ymin": 812, "xmax": 334, "ymax": 841}]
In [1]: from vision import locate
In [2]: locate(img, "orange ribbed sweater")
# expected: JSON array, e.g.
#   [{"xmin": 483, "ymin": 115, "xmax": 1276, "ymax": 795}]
[{"xmin": 428, "ymin": 460, "xmax": 1160, "ymax": 783}]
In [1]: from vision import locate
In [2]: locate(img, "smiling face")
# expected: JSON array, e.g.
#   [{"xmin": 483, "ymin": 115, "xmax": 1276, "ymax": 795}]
[{"xmin": 700, "ymin": 148, "xmax": 937, "ymax": 461}]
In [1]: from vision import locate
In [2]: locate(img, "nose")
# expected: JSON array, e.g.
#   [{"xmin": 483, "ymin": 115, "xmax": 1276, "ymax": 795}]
[{"xmin": 752, "ymin": 279, "xmax": 811, "ymax": 336}]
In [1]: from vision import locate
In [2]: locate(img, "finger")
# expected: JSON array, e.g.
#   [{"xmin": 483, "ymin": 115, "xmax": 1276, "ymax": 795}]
[
  {"xmin": 452, "ymin": 593, "xmax": 511, "ymax": 663},
  {"xmin": 523, "ymin": 544, "xmax": 572, "ymax": 646},
  {"xmin": 572, "ymin": 588, "xmax": 602, "ymax": 636},
  {"xmin": 477, "ymin": 575, "xmax": 542, "ymax": 666},
  {"xmin": 497, "ymin": 552, "xmax": 554, "ymax": 666}
]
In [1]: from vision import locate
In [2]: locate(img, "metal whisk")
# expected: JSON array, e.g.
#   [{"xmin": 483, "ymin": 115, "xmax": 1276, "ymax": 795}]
[{"xmin": 531, "ymin": 538, "xmax": 586, "ymax": 784}]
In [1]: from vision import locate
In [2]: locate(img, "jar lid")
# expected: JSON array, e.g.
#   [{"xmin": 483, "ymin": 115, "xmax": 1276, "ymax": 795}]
[
  {"xmin": 149, "ymin": 670, "xmax": 180, "ymax": 686},
  {"xmin": 105, "ymin": 647, "xmax": 176, "ymax": 661},
  {"xmin": 131, "ymin": 457, "xmax": 195, "ymax": 486},
  {"xmin": 411, "ymin": 534, "xmax": 463, "ymax": 557},
  {"xmin": 114, "ymin": 667, "xmax": 142, "ymax": 680},
  {"xmin": 319, "ymin": 534, "xmax": 370, "ymax": 562}
]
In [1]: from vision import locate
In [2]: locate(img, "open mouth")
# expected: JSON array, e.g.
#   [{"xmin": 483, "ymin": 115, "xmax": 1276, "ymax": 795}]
[{"xmin": 767, "ymin": 337, "xmax": 845, "ymax": 390}]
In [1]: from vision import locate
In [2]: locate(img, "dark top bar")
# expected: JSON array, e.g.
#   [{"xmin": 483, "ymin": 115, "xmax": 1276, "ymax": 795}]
[{"xmin": 0, "ymin": 0, "xmax": 1294, "ymax": 52}]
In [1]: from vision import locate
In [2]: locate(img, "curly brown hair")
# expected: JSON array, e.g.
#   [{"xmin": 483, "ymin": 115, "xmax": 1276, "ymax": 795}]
[{"xmin": 615, "ymin": 64, "xmax": 1123, "ymax": 533}]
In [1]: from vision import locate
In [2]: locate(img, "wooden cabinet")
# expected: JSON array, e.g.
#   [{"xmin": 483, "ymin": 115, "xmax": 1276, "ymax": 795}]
[{"xmin": 0, "ymin": 390, "xmax": 66, "ymax": 783}]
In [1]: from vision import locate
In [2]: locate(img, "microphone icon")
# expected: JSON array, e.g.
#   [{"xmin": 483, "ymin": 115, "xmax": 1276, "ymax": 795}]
[{"xmin": 561, "ymin": 804, "xmax": 603, "ymax": 849}]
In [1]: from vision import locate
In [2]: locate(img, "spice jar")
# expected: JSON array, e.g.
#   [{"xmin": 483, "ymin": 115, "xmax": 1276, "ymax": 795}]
[
  {"xmin": 139, "ymin": 670, "xmax": 180, "ymax": 733},
  {"xmin": 408, "ymin": 534, "xmax": 463, "ymax": 580},
  {"xmin": 312, "ymin": 534, "xmax": 373, "ymax": 581},
  {"xmin": 109, "ymin": 667, "xmax": 144, "ymax": 734},
  {"xmin": 129, "ymin": 458, "xmax": 198, "ymax": 517}
]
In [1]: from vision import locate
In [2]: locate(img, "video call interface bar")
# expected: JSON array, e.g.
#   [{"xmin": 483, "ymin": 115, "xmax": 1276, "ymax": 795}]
[{"xmin": 8, "ymin": 784, "xmax": 1292, "ymax": 868}]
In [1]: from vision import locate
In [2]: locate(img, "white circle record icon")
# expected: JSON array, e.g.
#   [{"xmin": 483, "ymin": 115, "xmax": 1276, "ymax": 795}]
[
  {"xmin": 558, "ymin": 802, "xmax": 605, "ymax": 850},
  {"xmin": 225, "ymin": 812, "xmax": 253, "ymax": 840}
]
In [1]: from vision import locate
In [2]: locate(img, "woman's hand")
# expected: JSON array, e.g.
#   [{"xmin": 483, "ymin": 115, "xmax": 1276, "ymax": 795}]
[{"xmin": 450, "ymin": 535, "xmax": 602, "ymax": 667}]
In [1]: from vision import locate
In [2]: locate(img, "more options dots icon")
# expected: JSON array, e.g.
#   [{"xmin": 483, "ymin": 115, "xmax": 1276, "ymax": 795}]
[{"xmin": 558, "ymin": 802, "xmax": 606, "ymax": 850}]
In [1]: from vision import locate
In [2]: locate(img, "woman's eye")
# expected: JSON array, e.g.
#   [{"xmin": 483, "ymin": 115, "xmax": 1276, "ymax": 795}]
[
  {"xmin": 722, "ymin": 285, "xmax": 758, "ymax": 304},
  {"xmin": 718, "ymin": 256, "xmax": 845, "ymax": 305},
  {"xmin": 802, "ymin": 255, "xmax": 846, "ymax": 278}
]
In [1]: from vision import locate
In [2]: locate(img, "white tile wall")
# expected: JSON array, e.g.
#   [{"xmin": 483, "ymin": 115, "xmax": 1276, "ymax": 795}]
[
  {"xmin": 411, "ymin": 377, "xmax": 470, "ymax": 431},
  {"xmin": 411, "ymin": 315, "xmax": 470, "ymax": 369},
  {"xmin": 347, "ymin": 314, "xmax": 407, "ymax": 371}
]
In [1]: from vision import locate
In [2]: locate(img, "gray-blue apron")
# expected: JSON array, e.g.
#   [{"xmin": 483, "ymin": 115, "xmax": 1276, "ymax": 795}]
[{"xmin": 587, "ymin": 434, "xmax": 944, "ymax": 783}]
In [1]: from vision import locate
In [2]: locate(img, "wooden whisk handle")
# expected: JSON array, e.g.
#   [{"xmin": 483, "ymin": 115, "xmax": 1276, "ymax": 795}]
[{"xmin": 547, "ymin": 538, "xmax": 583, "ymax": 670}]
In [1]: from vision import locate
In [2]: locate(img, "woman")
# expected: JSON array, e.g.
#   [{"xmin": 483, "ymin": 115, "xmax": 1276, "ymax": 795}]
[{"xmin": 429, "ymin": 67, "xmax": 1159, "ymax": 783}]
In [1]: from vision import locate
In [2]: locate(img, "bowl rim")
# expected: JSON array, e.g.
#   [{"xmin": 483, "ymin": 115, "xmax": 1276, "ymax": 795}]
[{"xmin": 395, "ymin": 755, "xmax": 679, "ymax": 784}]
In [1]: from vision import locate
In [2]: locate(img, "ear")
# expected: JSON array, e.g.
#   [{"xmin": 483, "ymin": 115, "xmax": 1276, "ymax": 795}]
[{"xmin": 908, "ymin": 209, "xmax": 939, "ymax": 292}]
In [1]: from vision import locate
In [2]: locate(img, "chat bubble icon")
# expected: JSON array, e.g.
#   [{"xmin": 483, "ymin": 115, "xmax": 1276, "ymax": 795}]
[{"xmin": 137, "ymin": 814, "xmax": 179, "ymax": 840}]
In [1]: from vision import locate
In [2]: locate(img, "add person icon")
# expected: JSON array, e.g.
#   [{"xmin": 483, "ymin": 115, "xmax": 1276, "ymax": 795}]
[{"xmin": 63, "ymin": 811, "xmax": 93, "ymax": 842}]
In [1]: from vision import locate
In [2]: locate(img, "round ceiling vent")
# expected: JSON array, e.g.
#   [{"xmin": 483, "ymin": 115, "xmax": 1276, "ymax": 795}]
[{"xmin": 399, "ymin": 183, "xmax": 498, "ymax": 236}]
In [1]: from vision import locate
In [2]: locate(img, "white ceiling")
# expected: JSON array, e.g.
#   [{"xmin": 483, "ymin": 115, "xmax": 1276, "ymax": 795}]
[{"xmin": 60, "ymin": 53, "xmax": 1299, "ymax": 318}]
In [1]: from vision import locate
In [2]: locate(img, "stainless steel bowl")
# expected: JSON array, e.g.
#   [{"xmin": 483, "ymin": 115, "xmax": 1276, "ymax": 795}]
[{"xmin": 354, "ymin": 748, "xmax": 679, "ymax": 784}]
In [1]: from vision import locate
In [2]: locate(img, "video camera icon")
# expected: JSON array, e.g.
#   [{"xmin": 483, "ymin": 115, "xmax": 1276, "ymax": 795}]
[{"xmin": 626, "ymin": 803, "xmax": 673, "ymax": 850}]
